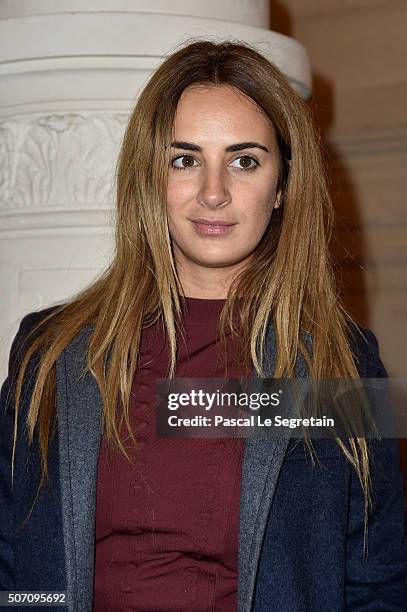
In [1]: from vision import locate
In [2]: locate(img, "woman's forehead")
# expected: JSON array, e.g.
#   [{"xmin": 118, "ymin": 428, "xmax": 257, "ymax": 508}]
[{"xmin": 172, "ymin": 86, "xmax": 277, "ymax": 144}]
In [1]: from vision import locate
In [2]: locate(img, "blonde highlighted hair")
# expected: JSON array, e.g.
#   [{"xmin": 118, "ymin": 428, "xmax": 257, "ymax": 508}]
[{"xmin": 9, "ymin": 39, "xmax": 370, "ymax": 537}]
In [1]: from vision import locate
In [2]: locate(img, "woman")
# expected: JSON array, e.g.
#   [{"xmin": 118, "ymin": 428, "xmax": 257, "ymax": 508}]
[{"xmin": 0, "ymin": 39, "xmax": 406, "ymax": 611}]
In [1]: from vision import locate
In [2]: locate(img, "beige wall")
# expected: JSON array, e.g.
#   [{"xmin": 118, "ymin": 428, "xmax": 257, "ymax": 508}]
[{"xmin": 270, "ymin": 0, "xmax": 407, "ymax": 506}]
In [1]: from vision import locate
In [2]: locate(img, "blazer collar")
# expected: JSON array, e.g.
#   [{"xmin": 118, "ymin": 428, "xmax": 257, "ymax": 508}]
[{"xmin": 56, "ymin": 321, "xmax": 309, "ymax": 612}]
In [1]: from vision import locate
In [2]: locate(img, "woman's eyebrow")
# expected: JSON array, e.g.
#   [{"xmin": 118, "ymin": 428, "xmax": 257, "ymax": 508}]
[{"xmin": 170, "ymin": 141, "xmax": 269, "ymax": 153}]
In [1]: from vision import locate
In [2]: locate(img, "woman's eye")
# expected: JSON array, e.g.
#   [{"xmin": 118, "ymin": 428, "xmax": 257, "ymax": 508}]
[
  {"xmin": 230, "ymin": 156, "xmax": 259, "ymax": 171},
  {"xmin": 170, "ymin": 154, "xmax": 259, "ymax": 171},
  {"xmin": 171, "ymin": 155, "xmax": 198, "ymax": 170}
]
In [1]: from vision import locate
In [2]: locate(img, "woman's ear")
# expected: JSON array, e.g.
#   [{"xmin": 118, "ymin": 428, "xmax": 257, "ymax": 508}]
[{"xmin": 274, "ymin": 190, "xmax": 283, "ymax": 209}]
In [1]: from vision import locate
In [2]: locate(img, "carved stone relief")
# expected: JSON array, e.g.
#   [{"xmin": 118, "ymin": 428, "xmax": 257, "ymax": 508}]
[{"xmin": 0, "ymin": 112, "xmax": 130, "ymax": 211}]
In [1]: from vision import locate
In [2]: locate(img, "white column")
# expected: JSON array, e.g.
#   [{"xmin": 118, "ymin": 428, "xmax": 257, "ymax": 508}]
[{"xmin": 0, "ymin": 1, "xmax": 311, "ymax": 376}]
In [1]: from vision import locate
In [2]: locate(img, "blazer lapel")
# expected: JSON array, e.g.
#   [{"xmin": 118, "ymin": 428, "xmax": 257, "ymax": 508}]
[
  {"xmin": 237, "ymin": 323, "xmax": 309, "ymax": 612},
  {"xmin": 238, "ymin": 436, "xmax": 291, "ymax": 612},
  {"xmin": 56, "ymin": 324, "xmax": 103, "ymax": 612}
]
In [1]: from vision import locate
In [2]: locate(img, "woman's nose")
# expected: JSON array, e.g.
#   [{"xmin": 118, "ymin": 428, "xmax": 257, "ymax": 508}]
[{"xmin": 197, "ymin": 168, "xmax": 231, "ymax": 209}]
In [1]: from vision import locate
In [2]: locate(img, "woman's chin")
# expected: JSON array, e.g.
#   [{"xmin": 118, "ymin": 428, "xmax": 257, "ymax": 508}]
[{"xmin": 189, "ymin": 252, "xmax": 251, "ymax": 269}]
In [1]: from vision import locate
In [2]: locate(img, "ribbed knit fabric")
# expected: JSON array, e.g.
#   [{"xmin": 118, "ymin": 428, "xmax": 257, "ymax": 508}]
[{"xmin": 93, "ymin": 297, "xmax": 246, "ymax": 611}]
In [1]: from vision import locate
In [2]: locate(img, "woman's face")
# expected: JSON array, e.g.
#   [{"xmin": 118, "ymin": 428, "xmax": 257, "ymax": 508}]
[{"xmin": 166, "ymin": 84, "xmax": 282, "ymax": 297}]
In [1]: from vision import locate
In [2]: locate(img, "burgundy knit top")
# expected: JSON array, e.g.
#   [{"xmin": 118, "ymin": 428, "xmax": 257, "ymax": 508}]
[{"xmin": 93, "ymin": 297, "xmax": 246, "ymax": 611}]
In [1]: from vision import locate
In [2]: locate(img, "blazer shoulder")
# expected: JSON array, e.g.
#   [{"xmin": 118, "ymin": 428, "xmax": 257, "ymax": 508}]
[
  {"xmin": 0, "ymin": 306, "xmax": 62, "ymax": 432},
  {"xmin": 346, "ymin": 321, "xmax": 388, "ymax": 378},
  {"xmin": 7, "ymin": 305, "xmax": 63, "ymax": 379},
  {"xmin": 17, "ymin": 304, "xmax": 62, "ymax": 337}
]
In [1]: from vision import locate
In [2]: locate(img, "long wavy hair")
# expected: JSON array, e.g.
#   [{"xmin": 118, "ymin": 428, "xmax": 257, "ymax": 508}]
[{"xmin": 10, "ymin": 39, "xmax": 371, "ymax": 536}]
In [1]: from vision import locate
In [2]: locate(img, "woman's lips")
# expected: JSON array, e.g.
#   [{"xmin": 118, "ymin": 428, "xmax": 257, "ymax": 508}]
[{"xmin": 191, "ymin": 221, "xmax": 237, "ymax": 236}]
